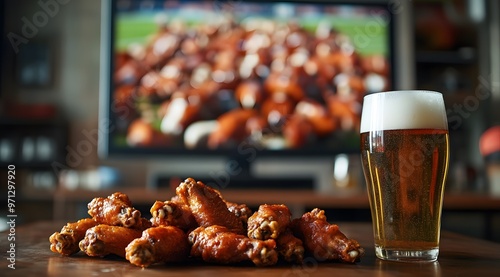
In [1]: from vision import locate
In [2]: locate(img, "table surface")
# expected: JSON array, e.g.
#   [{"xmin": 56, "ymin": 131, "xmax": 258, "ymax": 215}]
[{"xmin": 2, "ymin": 221, "xmax": 500, "ymax": 276}]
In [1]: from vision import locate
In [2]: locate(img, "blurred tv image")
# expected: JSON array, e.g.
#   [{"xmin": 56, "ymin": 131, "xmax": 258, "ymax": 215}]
[{"xmin": 110, "ymin": 0, "xmax": 392, "ymax": 151}]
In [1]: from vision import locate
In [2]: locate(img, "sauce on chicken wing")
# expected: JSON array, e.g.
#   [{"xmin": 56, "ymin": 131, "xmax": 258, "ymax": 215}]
[
  {"xmin": 126, "ymin": 226, "xmax": 190, "ymax": 267},
  {"xmin": 49, "ymin": 218, "xmax": 98, "ymax": 256},
  {"xmin": 87, "ymin": 192, "xmax": 146, "ymax": 230},
  {"xmin": 291, "ymin": 208, "xmax": 364, "ymax": 263},
  {"xmin": 176, "ymin": 178, "xmax": 245, "ymax": 234},
  {"xmin": 189, "ymin": 225, "xmax": 278, "ymax": 266}
]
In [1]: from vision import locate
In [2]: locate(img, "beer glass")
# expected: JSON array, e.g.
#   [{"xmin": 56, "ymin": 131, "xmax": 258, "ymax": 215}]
[{"xmin": 360, "ymin": 90, "xmax": 449, "ymax": 262}]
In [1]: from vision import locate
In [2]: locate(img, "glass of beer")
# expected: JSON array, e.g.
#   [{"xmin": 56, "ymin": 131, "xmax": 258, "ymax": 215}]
[{"xmin": 360, "ymin": 90, "xmax": 449, "ymax": 262}]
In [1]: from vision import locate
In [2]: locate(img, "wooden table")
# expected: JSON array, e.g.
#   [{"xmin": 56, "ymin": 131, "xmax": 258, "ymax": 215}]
[{"xmin": 2, "ymin": 221, "xmax": 500, "ymax": 276}]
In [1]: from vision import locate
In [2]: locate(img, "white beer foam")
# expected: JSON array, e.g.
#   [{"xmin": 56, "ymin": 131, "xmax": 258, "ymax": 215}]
[{"xmin": 360, "ymin": 91, "xmax": 448, "ymax": 133}]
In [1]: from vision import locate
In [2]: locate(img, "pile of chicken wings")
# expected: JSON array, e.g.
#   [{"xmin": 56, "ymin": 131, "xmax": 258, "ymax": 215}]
[
  {"xmin": 49, "ymin": 178, "xmax": 364, "ymax": 268},
  {"xmin": 115, "ymin": 13, "xmax": 390, "ymax": 150}
]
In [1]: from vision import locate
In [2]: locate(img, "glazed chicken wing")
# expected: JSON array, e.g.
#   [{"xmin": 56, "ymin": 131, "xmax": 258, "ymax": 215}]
[
  {"xmin": 225, "ymin": 201, "xmax": 253, "ymax": 228},
  {"xmin": 247, "ymin": 204, "xmax": 291, "ymax": 240},
  {"xmin": 208, "ymin": 184, "xmax": 253, "ymax": 227},
  {"xmin": 276, "ymin": 229, "xmax": 304, "ymax": 264},
  {"xmin": 126, "ymin": 226, "xmax": 190, "ymax": 268},
  {"xmin": 176, "ymin": 178, "xmax": 245, "ymax": 234},
  {"xmin": 79, "ymin": 224, "xmax": 142, "ymax": 258},
  {"xmin": 49, "ymin": 218, "xmax": 97, "ymax": 256},
  {"xmin": 207, "ymin": 109, "xmax": 258, "ymax": 149},
  {"xmin": 150, "ymin": 200, "xmax": 198, "ymax": 231},
  {"xmin": 189, "ymin": 225, "xmax": 278, "ymax": 266},
  {"xmin": 291, "ymin": 208, "xmax": 364, "ymax": 263},
  {"xmin": 150, "ymin": 195, "xmax": 251, "ymax": 232},
  {"xmin": 87, "ymin": 192, "xmax": 147, "ymax": 230}
]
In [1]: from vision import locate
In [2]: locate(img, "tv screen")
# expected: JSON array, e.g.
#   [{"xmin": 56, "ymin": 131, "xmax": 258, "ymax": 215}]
[{"xmin": 100, "ymin": 0, "xmax": 394, "ymax": 158}]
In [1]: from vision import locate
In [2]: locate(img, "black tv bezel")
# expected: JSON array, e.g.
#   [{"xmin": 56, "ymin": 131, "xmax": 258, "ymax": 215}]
[
  {"xmin": 99, "ymin": 0, "xmax": 397, "ymax": 159},
  {"xmin": 0, "ymin": 1, "xmax": 4, "ymax": 100}
]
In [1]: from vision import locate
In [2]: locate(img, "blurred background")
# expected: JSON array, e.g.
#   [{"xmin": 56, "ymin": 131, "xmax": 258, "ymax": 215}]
[{"xmin": 1, "ymin": 0, "xmax": 500, "ymax": 242}]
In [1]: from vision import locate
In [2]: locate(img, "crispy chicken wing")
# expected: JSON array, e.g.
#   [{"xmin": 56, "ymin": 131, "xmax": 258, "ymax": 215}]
[
  {"xmin": 291, "ymin": 208, "xmax": 364, "ymax": 263},
  {"xmin": 207, "ymin": 184, "xmax": 253, "ymax": 227},
  {"xmin": 49, "ymin": 218, "xmax": 98, "ymax": 256},
  {"xmin": 79, "ymin": 224, "xmax": 142, "ymax": 258},
  {"xmin": 150, "ymin": 200, "xmax": 197, "ymax": 231},
  {"xmin": 225, "ymin": 201, "xmax": 253, "ymax": 228},
  {"xmin": 176, "ymin": 178, "xmax": 245, "ymax": 234},
  {"xmin": 87, "ymin": 192, "xmax": 147, "ymax": 229},
  {"xmin": 150, "ymin": 196, "xmax": 251, "ymax": 232},
  {"xmin": 247, "ymin": 204, "xmax": 291, "ymax": 240},
  {"xmin": 126, "ymin": 226, "xmax": 190, "ymax": 268},
  {"xmin": 49, "ymin": 178, "xmax": 365, "ymax": 267},
  {"xmin": 189, "ymin": 225, "xmax": 278, "ymax": 266},
  {"xmin": 276, "ymin": 229, "xmax": 304, "ymax": 264},
  {"xmin": 207, "ymin": 109, "xmax": 258, "ymax": 149}
]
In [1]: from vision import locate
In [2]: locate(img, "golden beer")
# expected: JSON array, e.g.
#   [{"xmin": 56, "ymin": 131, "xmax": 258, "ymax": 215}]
[{"xmin": 360, "ymin": 91, "xmax": 449, "ymax": 262}]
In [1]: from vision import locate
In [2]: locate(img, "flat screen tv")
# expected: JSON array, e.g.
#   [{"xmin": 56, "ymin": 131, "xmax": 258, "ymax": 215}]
[{"xmin": 99, "ymin": 0, "xmax": 410, "ymax": 189}]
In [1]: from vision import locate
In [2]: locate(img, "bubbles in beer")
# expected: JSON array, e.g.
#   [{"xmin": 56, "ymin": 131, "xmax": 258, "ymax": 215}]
[{"xmin": 360, "ymin": 91, "xmax": 448, "ymax": 133}]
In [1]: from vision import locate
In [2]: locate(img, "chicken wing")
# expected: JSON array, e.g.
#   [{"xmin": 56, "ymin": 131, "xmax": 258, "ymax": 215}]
[
  {"xmin": 87, "ymin": 192, "xmax": 148, "ymax": 230},
  {"xmin": 189, "ymin": 225, "xmax": 278, "ymax": 266},
  {"xmin": 79, "ymin": 224, "xmax": 142, "ymax": 258},
  {"xmin": 276, "ymin": 229, "xmax": 304, "ymax": 264},
  {"xmin": 291, "ymin": 208, "xmax": 364, "ymax": 263},
  {"xmin": 126, "ymin": 226, "xmax": 190, "ymax": 268},
  {"xmin": 225, "ymin": 201, "xmax": 252, "ymax": 228},
  {"xmin": 150, "ymin": 195, "xmax": 251, "ymax": 232},
  {"xmin": 247, "ymin": 204, "xmax": 291, "ymax": 240},
  {"xmin": 207, "ymin": 183, "xmax": 253, "ymax": 227},
  {"xmin": 150, "ymin": 200, "xmax": 197, "ymax": 231},
  {"xmin": 176, "ymin": 178, "xmax": 245, "ymax": 234},
  {"xmin": 49, "ymin": 218, "xmax": 97, "ymax": 256},
  {"xmin": 207, "ymin": 109, "xmax": 258, "ymax": 149}
]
